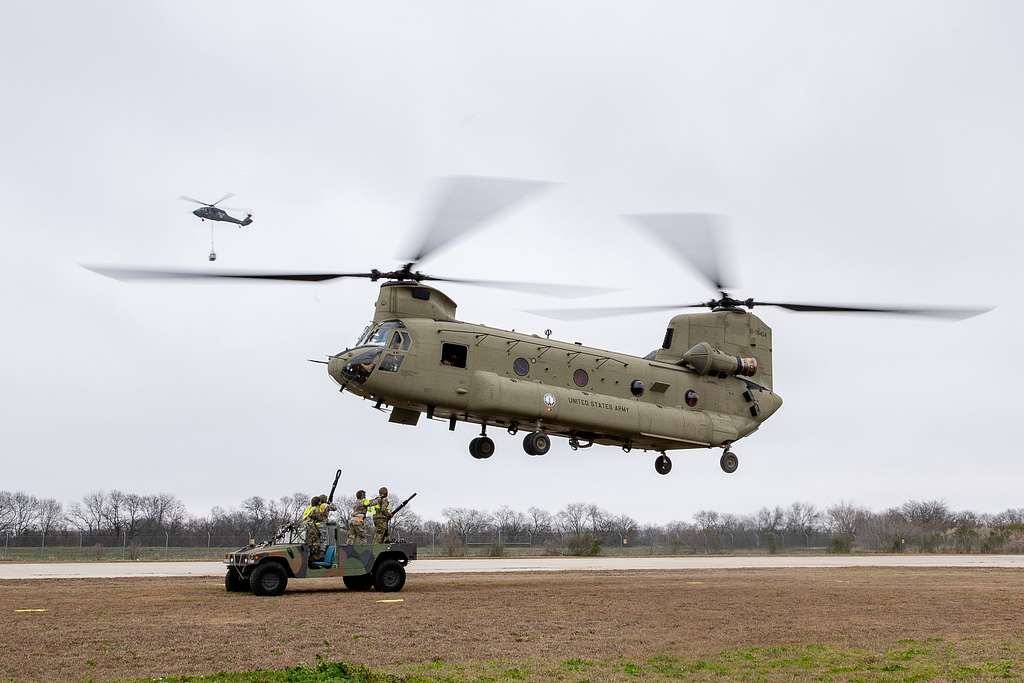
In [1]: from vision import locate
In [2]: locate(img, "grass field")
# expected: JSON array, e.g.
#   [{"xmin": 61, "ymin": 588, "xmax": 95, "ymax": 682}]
[
  {"xmin": 137, "ymin": 639, "xmax": 1024, "ymax": 682},
  {"xmin": 3, "ymin": 568, "xmax": 1023, "ymax": 681}
]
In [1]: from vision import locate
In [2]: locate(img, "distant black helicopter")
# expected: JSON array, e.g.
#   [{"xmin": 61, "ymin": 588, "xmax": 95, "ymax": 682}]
[{"xmin": 179, "ymin": 193, "xmax": 253, "ymax": 261}]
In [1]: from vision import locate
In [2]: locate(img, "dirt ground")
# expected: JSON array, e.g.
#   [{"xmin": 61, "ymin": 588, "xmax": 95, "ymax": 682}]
[{"xmin": 1, "ymin": 568, "xmax": 1023, "ymax": 681}]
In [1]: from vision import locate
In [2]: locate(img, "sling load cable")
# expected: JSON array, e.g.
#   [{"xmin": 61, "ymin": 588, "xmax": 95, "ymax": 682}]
[{"xmin": 209, "ymin": 222, "xmax": 217, "ymax": 261}]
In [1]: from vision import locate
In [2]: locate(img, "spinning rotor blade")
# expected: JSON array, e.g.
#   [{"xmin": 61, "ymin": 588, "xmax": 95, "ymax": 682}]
[
  {"xmin": 527, "ymin": 303, "xmax": 706, "ymax": 320},
  {"xmin": 83, "ymin": 265, "xmax": 374, "ymax": 282},
  {"xmin": 179, "ymin": 195, "xmax": 210, "ymax": 206},
  {"xmin": 427, "ymin": 276, "xmax": 617, "ymax": 299},
  {"xmin": 625, "ymin": 213, "xmax": 732, "ymax": 291},
  {"xmin": 403, "ymin": 176, "xmax": 551, "ymax": 264},
  {"xmin": 756, "ymin": 302, "xmax": 992, "ymax": 320},
  {"xmin": 82, "ymin": 265, "xmax": 612, "ymax": 297},
  {"xmin": 209, "ymin": 192, "xmax": 235, "ymax": 207}
]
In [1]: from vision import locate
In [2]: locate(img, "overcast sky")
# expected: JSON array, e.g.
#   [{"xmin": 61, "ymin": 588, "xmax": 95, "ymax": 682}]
[{"xmin": 2, "ymin": 1, "xmax": 1022, "ymax": 523}]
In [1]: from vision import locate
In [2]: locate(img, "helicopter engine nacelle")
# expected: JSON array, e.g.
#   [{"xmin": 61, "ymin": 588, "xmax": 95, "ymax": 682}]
[{"xmin": 682, "ymin": 342, "xmax": 758, "ymax": 377}]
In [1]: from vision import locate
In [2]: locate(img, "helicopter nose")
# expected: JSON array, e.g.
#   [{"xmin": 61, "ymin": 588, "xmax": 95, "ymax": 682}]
[{"xmin": 193, "ymin": 208, "xmax": 202, "ymax": 216}]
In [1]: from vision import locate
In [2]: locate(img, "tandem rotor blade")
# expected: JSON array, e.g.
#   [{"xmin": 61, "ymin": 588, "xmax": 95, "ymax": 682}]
[
  {"xmin": 427, "ymin": 276, "xmax": 617, "ymax": 299},
  {"xmin": 625, "ymin": 213, "xmax": 733, "ymax": 292},
  {"xmin": 402, "ymin": 176, "xmax": 551, "ymax": 264},
  {"xmin": 527, "ymin": 303, "xmax": 708, "ymax": 320},
  {"xmin": 755, "ymin": 302, "xmax": 992, "ymax": 320},
  {"xmin": 83, "ymin": 265, "xmax": 375, "ymax": 282}
]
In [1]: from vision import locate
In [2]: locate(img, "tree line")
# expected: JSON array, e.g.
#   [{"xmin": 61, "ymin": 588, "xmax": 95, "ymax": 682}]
[{"xmin": 1, "ymin": 489, "xmax": 1022, "ymax": 555}]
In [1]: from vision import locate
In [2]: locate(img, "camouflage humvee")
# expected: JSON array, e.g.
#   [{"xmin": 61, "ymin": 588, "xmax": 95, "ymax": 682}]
[{"xmin": 224, "ymin": 520, "xmax": 417, "ymax": 596}]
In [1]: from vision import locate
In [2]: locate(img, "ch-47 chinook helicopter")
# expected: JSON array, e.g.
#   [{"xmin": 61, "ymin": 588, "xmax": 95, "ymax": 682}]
[{"xmin": 88, "ymin": 177, "xmax": 990, "ymax": 475}]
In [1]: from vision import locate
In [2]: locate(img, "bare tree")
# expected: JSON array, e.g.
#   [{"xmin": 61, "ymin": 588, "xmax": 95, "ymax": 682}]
[
  {"xmin": 584, "ymin": 504, "xmax": 607, "ymax": 534},
  {"xmin": 442, "ymin": 507, "xmax": 491, "ymax": 541},
  {"xmin": 493, "ymin": 505, "xmax": 528, "ymax": 541},
  {"xmin": 36, "ymin": 499, "xmax": 63, "ymax": 536},
  {"xmin": 607, "ymin": 514, "xmax": 638, "ymax": 545},
  {"xmin": 693, "ymin": 510, "xmax": 721, "ymax": 553},
  {"xmin": 0, "ymin": 491, "xmax": 16, "ymax": 533},
  {"xmin": 558, "ymin": 503, "xmax": 589, "ymax": 536},
  {"xmin": 784, "ymin": 502, "xmax": 821, "ymax": 547},
  {"xmin": 8, "ymin": 492, "xmax": 41, "ymax": 536},
  {"xmin": 527, "ymin": 507, "xmax": 554, "ymax": 536},
  {"xmin": 826, "ymin": 501, "xmax": 865, "ymax": 537}
]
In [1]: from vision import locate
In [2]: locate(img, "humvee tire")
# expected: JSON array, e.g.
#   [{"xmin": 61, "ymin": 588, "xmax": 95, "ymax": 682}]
[
  {"xmin": 250, "ymin": 562, "xmax": 288, "ymax": 596},
  {"xmin": 343, "ymin": 574, "xmax": 374, "ymax": 591},
  {"xmin": 225, "ymin": 568, "xmax": 249, "ymax": 592},
  {"xmin": 374, "ymin": 559, "xmax": 406, "ymax": 592}
]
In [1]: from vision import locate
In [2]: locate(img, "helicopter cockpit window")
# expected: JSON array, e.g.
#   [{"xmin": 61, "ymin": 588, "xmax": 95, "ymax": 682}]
[
  {"xmin": 388, "ymin": 331, "xmax": 413, "ymax": 351},
  {"xmin": 358, "ymin": 320, "xmax": 407, "ymax": 348},
  {"xmin": 379, "ymin": 353, "xmax": 404, "ymax": 373},
  {"xmin": 441, "ymin": 343, "xmax": 467, "ymax": 369}
]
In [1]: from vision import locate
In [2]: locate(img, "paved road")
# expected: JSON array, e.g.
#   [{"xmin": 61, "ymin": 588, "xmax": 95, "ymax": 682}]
[{"xmin": 1, "ymin": 555, "xmax": 1022, "ymax": 580}]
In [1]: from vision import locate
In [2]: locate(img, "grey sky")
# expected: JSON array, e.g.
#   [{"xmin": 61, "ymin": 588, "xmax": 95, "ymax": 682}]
[{"xmin": 2, "ymin": 1, "xmax": 1021, "ymax": 523}]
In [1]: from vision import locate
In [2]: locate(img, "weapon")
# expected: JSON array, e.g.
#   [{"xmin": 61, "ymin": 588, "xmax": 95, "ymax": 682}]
[
  {"xmin": 327, "ymin": 469, "xmax": 343, "ymax": 504},
  {"xmin": 380, "ymin": 493, "xmax": 417, "ymax": 543},
  {"xmin": 390, "ymin": 492, "xmax": 417, "ymax": 517}
]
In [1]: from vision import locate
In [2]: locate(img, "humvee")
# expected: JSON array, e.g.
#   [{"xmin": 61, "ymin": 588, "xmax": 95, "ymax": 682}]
[{"xmin": 224, "ymin": 520, "xmax": 417, "ymax": 596}]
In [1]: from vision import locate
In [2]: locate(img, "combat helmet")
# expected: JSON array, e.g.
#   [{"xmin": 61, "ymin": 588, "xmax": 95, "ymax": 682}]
[{"xmin": 379, "ymin": 486, "xmax": 389, "ymax": 496}]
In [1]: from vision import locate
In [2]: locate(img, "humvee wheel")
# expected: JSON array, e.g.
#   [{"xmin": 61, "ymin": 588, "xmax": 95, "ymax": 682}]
[
  {"xmin": 523, "ymin": 432, "xmax": 550, "ymax": 456},
  {"xmin": 374, "ymin": 559, "xmax": 406, "ymax": 592},
  {"xmin": 720, "ymin": 451, "xmax": 739, "ymax": 474},
  {"xmin": 225, "ymin": 569, "xmax": 249, "ymax": 593},
  {"xmin": 343, "ymin": 574, "xmax": 374, "ymax": 591},
  {"xmin": 250, "ymin": 562, "xmax": 288, "ymax": 596}
]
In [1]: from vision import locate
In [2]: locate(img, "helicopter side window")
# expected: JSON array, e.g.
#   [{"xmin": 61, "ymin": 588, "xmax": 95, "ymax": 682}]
[
  {"xmin": 389, "ymin": 332, "xmax": 402, "ymax": 349},
  {"xmin": 440, "ymin": 343, "xmax": 467, "ymax": 369}
]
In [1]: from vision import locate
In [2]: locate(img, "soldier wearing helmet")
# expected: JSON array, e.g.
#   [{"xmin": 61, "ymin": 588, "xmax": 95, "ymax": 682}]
[
  {"xmin": 347, "ymin": 490, "xmax": 369, "ymax": 544},
  {"xmin": 303, "ymin": 495, "xmax": 325, "ymax": 560},
  {"xmin": 372, "ymin": 486, "xmax": 392, "ymax": 544}
]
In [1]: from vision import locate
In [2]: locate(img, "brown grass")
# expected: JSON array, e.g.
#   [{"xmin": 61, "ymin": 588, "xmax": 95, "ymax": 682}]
[{"xmin": 1, "ymin": 568, "xmax": 1023, "ymax": 681}]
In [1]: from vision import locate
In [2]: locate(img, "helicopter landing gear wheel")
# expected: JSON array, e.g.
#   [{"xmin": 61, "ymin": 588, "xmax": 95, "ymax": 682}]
[
  {"xmin": 469, "ymin": 436, "xmax": 495, "ymax": 459},
  {"xmin": 654, "ymin": 454, "xmax": 672, "ymax": 475},
  {"xmin": 720, "ymin": 451, "xmax": 739, "ymax": 474},
  {"xmin": 523, "ymin": 432, "xmax": 550, "ymax": 456}
]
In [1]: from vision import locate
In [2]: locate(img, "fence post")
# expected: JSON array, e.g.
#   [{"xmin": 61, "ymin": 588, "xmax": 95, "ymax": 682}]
[
  {"xmin": 207, "ymin": 531, "xmax": 211, "ymax": 548},
  {"xmin": 165, "ymin": 531, "xmax": 169, "ymax": 554},
  {"xmin": 122, "ymin": 529, "xmax": 126, "ymax": 560},
  {"xmin": 79, "ymin": 531, "xmax": 83, "ymax": 561},
  {"xmin": 41, "ymin": 530, "xmax": 46, "ymax": 560}
]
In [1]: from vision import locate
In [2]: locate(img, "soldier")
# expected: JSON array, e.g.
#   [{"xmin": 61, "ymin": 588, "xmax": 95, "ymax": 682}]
[
  {"xmin": 315, "ymin": 494, "xmax": 336, "ymax": 557},
  {"xmin": 302, "ymin": 495, "xmax": 320, "ymax": 522},
  {"xmin": 347, "ymin": 490, "xmax": 369, "ymax": 544},
  {"xmin": 373, "ymin": 487, "xmax": 392, "ymax": 544},
  {"xmin": 304, "ymin": 495, "xmax": 324, "ymax": 560}
]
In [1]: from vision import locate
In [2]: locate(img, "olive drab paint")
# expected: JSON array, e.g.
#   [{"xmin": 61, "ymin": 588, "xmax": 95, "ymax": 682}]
[{"xmin": 327, "ymin": 282, "xmax": 783, "ymax": 467}]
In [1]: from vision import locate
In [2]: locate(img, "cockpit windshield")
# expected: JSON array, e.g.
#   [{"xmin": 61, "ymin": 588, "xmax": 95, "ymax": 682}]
[{"xmin": 355, "ymin": 320, "xmax": 406, "ymax": 347}]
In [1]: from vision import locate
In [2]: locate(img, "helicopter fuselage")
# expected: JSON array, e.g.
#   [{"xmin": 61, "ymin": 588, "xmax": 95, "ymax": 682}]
[
  {"xmin": 193, "ymin": 206, "xmax": 252, "ymax": 226},
  {"xmin": 327, "ymin": 282, "xmax": 782, "ymax": 469}
]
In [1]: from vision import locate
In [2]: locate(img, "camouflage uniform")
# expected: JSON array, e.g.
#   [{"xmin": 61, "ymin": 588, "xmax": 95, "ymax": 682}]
[
  {"xmin": 373, "ymin": 487, "xmax": 392, "ymax": 544},
  {"xmin": 347, "ymin": 490, "xmax": 369, "ymax": 544},
  {"xmin": 304, "ymin": 496, "xmax": 324, "ymax": 559}
]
